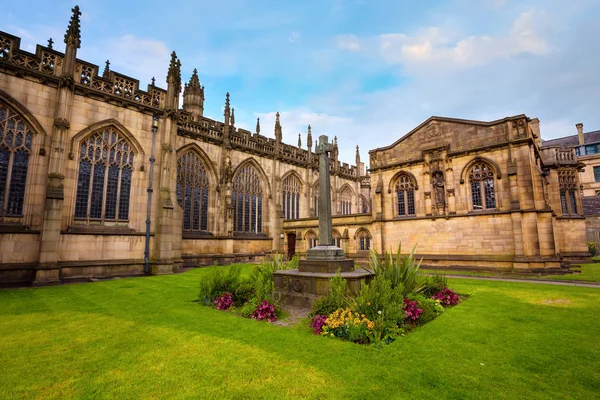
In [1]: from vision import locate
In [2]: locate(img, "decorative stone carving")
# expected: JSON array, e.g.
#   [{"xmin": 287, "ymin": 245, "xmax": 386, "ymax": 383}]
[
  {"xmin": 427, "ymin": 121, "xmax": 441, "ymax": 137},
  {"xmin": 432, "ymin": 169, "xmax": 445, "ymax": 206}
]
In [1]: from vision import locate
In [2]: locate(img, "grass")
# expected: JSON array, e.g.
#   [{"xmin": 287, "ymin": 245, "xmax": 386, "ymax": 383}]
[
  {"xmin": 423, "ymin": 263, "xmax": 600, "ymax": 283},
  {"xmin": 1, "ymin": 265, "xmax": 599, "ymax": 399}
]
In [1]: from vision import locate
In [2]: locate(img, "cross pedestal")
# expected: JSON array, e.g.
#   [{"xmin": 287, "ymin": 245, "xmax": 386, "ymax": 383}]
[{"xmin": 273, "ymin": 135, "xmax": 372, "ymax": 308}]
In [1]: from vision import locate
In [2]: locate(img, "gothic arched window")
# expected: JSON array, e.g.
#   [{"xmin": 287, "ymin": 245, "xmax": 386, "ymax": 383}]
[
  {"xmin": 306, "ymin": 230, "xmax": 318, "ymax": 250},
  {"xmin": 359, "ymin": 195, "xmax": 370, "ymax": 214},
  {"xmin": 339, "ymin": 186, "xmax": 353, "ymax": 215},
  {"xmin": 558, "ymin": 170, "xmax": 578, "ymax": 215},
  {"xmin": 0, "ymin": 102, "xmax": 34, "ymax": 218},
  {"xmin": 356, "ymin": 229, "xmax": 371, "ymax": 251},
  {"xmin": 232, "ymin": 164, "xmax": 263, "ymax": 233},
  {"xmin": 176, "ymin": 151, "xmax": 210, "ymax": 232},
  {"xmin": 469, "ymin": 162, "xmax": 496, "ymax": 210},
  {"xmin": 395, "ymin": 174, "xmax": 416, "ymax": 216},
  {"xmin": 332, "ymin": 229, "xmax": 341, "ymax": 248},
  {"xmin": 74, "ymin": 127, "xmax": 135, "ymax": 222},
  {"xmin": 282, "ymin": 173, "xmax": 301, "ymax": 220}
]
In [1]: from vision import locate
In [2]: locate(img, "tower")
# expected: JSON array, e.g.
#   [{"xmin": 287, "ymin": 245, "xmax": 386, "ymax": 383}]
[{"xmin": 182, "ymin": 68, "xmax": 204, "ymax": 119}]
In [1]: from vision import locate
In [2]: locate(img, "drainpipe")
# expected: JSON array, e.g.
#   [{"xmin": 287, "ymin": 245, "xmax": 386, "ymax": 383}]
[{"xmin": 144, "ymin": 115, "xmax": 159, "ymax": 275}]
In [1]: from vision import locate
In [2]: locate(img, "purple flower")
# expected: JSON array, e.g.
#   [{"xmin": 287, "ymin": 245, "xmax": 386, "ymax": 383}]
[
  {"xmin": 433, "ymin": 288, "xmax": 460, "ymax": 306},
  {"xmin": 214, "ymin": 293, "xmax": 233, "ymax": 310},
  {"xmin": 251, "ymin": 300, "xmax": 278, "ymax": 322},
  {"xmin": 309, "ymin": 315, "xmax": 328, "ymax": 335},
  {"xmin": 403, "ymin": 299, "xmax": 423, "ymax": 321}
]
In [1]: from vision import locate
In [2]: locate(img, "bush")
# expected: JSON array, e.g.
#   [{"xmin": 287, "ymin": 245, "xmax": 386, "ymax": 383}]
[
  {"xmin": 405, "ymin": 294, "xmax": 445, "ymax": 326},
  {"xmin": 321, "ymin": 308, "xmax": 375, "ymax": 344},
  {"xmin": 351, "ymin": 274, "xmax": 404, "ymax": 324},
  {"xmin": 251, "ymin": 300, "xmax": 278, "ymax": 322},
  {"xmin": 251, "ymin": 254, "xmax": 297, "ymax": 302},
  {"xmin": 310, "ymin": 271, "xmax": 349, "ymax": 318},
  {"xmin": 214, "ymin": 293, "xmax": 233, "ymax": 310},
  {"xmin": 310, "ymin": 315, "xmax": 328, "ymax": 335},
  {"xmin": 434, "ymin": 288, "xmax": 460, "ymax": 306},
  {"xmin": 588, "ymin": 242, "xmax": 597, "ymax": 256},
  {"xmin": 232, "ymin": 282, "xmax": 255, "ymax": 306},
  {"xmin": 421, "ymin": 274, "xmax": 448, "ymax": 297},
  {"xmin": 198, "ymin": 265, "xmax": 242, "ymax": 306},
  {"xmin": 369, "ymin": 244, "xmax": 427, "ymax": 296},
  {"xmin": 403, "ymin": 298, "xmax": 423, "ymax": 322},
  {"xmin": 240, "ymin": 297, "xmax": 260, "ymax": 318}
]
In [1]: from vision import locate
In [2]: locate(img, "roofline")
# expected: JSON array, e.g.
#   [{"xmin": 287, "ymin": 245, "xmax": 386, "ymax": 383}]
[{"xmin": 368, "ymin": 114, "xmax": 528, "ymax": 154}]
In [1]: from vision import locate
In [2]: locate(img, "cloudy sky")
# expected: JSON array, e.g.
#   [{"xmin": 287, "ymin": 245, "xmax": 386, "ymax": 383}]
[{"xmin": 5, "ymin": 0, "xmax": 600, "ymax": 166}]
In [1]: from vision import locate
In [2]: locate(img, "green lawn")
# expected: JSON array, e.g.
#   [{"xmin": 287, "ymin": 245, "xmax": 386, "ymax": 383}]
[
  {"xmin": 1, "ymin": 266, "xmax": 599, "ymax": 399},
  {"xmin": 423, "ymin": 263, "xmax": 600, "ymax": 283}
]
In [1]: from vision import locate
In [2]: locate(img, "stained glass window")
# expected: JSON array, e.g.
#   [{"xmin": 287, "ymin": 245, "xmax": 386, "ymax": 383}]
[
  {"xmin": 74, "ymin": 127, "xmax": 135, "ymax": 221},
  {"xmin": 469, "ymin": 162, "xmax": 496, "ymax": 211},
  {"xmin": 232, "ymin": 164, "xmax": 263, "ymax": 233},
  {"xmin": 558, "ymin": 170, "xmax": 579, "ymax": 215},
  {"xmin": 395, "ymin": 174, "xmax": 416, "ymax": 216},
  {"xmin": 282, "ymin": 174, "xmax": 301, "ymax": 220},
  {"xmin": 0, "ymin": 102, "xmax": 35, "ymax": 218},
  {"xmin": 176, "ymin": 151, "xmax": 210, "ymax": 232}
]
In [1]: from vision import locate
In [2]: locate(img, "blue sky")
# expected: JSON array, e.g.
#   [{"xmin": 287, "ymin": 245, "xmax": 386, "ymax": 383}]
[{"xmin": 5, "ymin": 0, "xmax": 600, "ymax": 165}]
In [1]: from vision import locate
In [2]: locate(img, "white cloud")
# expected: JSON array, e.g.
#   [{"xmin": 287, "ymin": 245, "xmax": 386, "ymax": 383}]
[
  {"xmin": 336, "ymin": 34, "xmax": 362, "ymax": 51},
  {"xmin": 378, "ymin": 11, "xmax": 550, "ymax": 71}
]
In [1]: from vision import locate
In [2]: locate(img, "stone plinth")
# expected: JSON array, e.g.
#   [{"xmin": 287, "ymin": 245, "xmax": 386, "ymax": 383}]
[
  {"xmin": 301, "ymin": 245, "xmax": 354, "ymax": 272},
  {"xmin": 273, "ymin": 267, "xmax": 373, "ymax": 309}
]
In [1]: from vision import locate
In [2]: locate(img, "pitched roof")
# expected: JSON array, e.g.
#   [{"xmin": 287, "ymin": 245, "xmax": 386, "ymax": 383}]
[{"xmin": 541, "ymin": 130, "xmax": 600, "ymax": 148}]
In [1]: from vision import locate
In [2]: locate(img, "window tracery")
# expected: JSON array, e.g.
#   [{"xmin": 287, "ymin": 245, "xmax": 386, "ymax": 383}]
[
  {"xmin": 395, "ymin": 174, "xmax": 416, "ymax": 216},
  {"xmin": 356, "ymin": 229, "xmax": 371, "ymax": 251},
  {"xmin": 306, "ymin": 230, "xmax": 318, "ymax": 250},
  {"xmin": 74, "ymin": 127, "xmax": 135, "ymax": 222},
  {"xmin": 339, "ymin": 186, "xmax": 353, "ymax": 215},
  {"xmin": 232, "ymin": 164, "xmax": 263, "ymax": 233},
  {"xmin": 469, "ymin": 162, "xmax": 496, "ymax": 210},
  {"xmin": 176, "ymin": 151, "xmax": 210, "ymax": 232},
  {"xmin": 0, "ymin": 103, "xmax": 34, "ymax": 218},
  {"xmin": 282, "ymin": 173, "xmax": 301, "ymax": 220},
  {"xmin": 558, "ymin": 170, "xmax": 578, "ymax": 215},
  {"xmin": 332, "ymin": 230, "xmax": 341, "ymax": 248}
]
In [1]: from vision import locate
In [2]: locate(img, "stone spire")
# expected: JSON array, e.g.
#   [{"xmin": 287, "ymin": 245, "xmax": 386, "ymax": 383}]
[
  {"xmin": 274, "ymin": 112, "xmax": 282, "ymax": 156},
  {"xmin": 355, "ymin": 145, "xmax": 361, "ymax": 176},
  {"xmin": 64, "ymin": 5, "xmax": 82, "ymax": 49},
  {"xmin": 332, "ymin": 136, "xmax": 339, "ymax": 170},
  {"xmin": 298, "ymin": 133, "xmax": 302, "ymax": 148},
  {"xmin": 274, "ymin": 112, "xmax": 282, "ymax": 141},
  {"xmin": 231, "ymin": 108, "xmax": 235, "ymax": 127},
  {"xmin": 223, "ymin": 93, "xmax": 231, "ymax": 147},
  {"xmin": 307, "ymin": 125, "xmax": 312, "ymax": 148},
  {"xmin": 224, "ymin": 92, "xmax": 231, "ymax": 124},
  {"xmin": 167, "ymin": 51, "xmax": 182, "ymax": 92},
  {"xmin": 102, "ymin": 60, "xmax": 110, "ymax": 78},
  {"xmin": 256, "ymin": 117, "xmax": 261, "ymax": 135},
  {"xmin": 183, "ymin": 68, "xmax": 205, "ymax": 118}
]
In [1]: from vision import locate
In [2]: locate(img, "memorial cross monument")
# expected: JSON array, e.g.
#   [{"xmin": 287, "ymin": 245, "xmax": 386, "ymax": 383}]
[{"xmin": 273, "ymin": 135, "xmax": 371, "ymax": 308}]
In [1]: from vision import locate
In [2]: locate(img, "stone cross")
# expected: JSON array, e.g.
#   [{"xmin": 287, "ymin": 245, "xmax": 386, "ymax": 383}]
[{"xmin": 315, "ymin": 135, "xmax": 333, "ymax": 246}]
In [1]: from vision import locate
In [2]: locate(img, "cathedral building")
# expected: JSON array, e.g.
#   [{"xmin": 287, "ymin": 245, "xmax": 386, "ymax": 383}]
[{"xmin": 0, "ymin": 6, "xmax": 590, "ymax": 285}]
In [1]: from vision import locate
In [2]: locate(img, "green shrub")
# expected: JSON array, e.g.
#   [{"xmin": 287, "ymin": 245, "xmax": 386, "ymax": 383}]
[
  {"xmin": 588, "ymin": 242, "xmax": 597, "ymax": 256},
  {"xmin": 421, "ymin": 274, "xmax": 448, "ymax": 297},
  {"xmin": 198, "ymin": 265, "xmax": 242, "ymax": 306},
  {"xmin": 369, "ymin": 244, "xmax": 426, "ymax": 296},
  {"xmin": 407, "ymin": 294, "xmax": 444, "ymax": 326},
  {"xmin": 351, "ymin": 274, "xmax": 405, "ymax": 325},
  {"xmin": 250, "ymin": 254, "xmax": 297, "ymax": 303},
  {"xmin": 240, "ymin": 297, "xmax": 260, "ymax": 318},
  {"xmin": 232, "ymin": 282, "xmax": 255, "ymax": 306},
  {"xmin": 310, "ymin": 271, "xmax": 349, "ymax": 317}
]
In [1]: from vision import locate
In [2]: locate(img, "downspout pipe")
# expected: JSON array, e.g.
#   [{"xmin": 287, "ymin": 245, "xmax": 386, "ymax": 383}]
[{"xmin": 144, "ymin": 115, "xmax": 159, "ymax": 275}]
